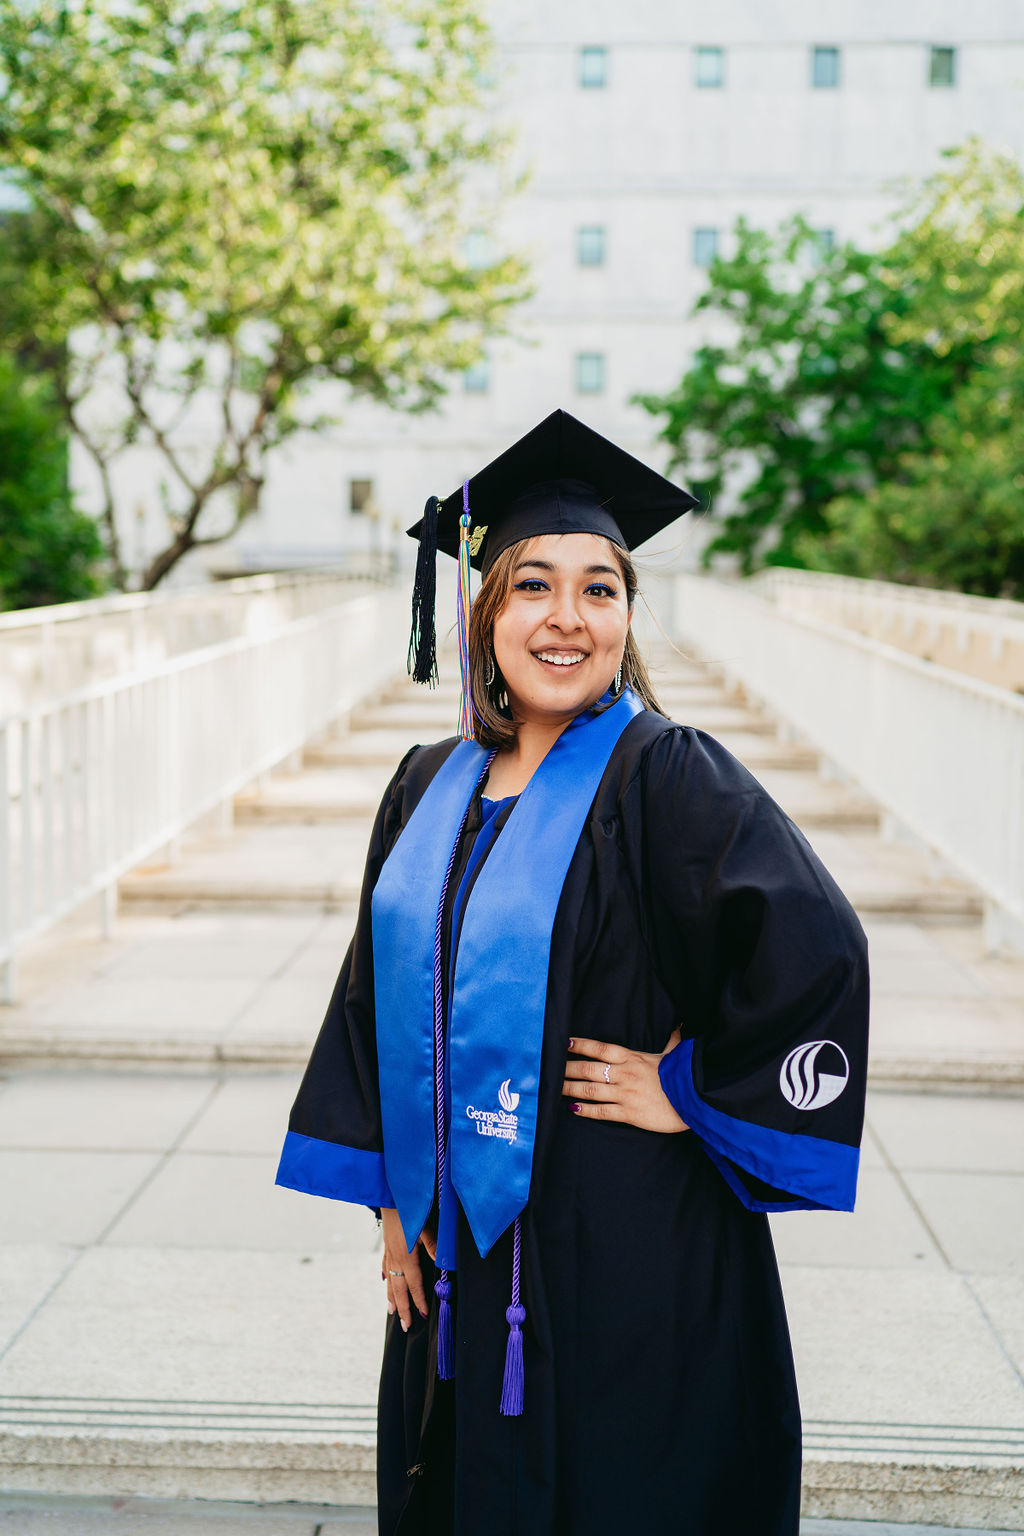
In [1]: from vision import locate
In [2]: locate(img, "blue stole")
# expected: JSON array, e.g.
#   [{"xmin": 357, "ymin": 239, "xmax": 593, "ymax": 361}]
[{"xmin": 371, "ymin": 690, "xmax": 643, "ymax": 1256}]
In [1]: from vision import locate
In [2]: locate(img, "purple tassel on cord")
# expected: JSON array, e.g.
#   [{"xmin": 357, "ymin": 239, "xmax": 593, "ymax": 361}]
[
  {"xmin": 499, "ymin": 1217, "xmax": 526, "ymax": 1416},
  {"xmin": 435, "ymin": 1273, "xmax": 454, "ymax": 1380}
]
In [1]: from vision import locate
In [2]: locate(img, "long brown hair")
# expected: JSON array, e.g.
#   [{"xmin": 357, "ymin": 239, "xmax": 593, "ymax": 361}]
[{"xmin": 468, "ymin": 536, "xmax": 663, "ymax": 752}]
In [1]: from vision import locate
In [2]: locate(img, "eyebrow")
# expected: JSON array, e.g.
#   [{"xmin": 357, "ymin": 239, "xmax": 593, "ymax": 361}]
[{"xmin": 513, "ymin": 560, "xmax": 620, "ymax": 579}]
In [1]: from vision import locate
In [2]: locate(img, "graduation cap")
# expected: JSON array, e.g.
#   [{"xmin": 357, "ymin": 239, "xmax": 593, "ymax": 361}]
[{"xmin": 406, "ymin": 408, "xmax": 700, "ymax": 735}]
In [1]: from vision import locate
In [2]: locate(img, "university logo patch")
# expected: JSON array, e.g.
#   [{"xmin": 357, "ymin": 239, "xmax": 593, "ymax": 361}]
[
  {"xmin": 779, "ymin": 1040, "xmax": 849, "ymax": 1111},
  {"xmin": 465, "ymin": 1079, "xmax": 519, "ymax": 1143}
]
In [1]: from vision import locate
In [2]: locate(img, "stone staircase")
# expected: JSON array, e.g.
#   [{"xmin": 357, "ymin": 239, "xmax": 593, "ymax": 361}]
[{"xmin": 59, "ymin": 644, "xmax": 1021, "ymax": 1087}]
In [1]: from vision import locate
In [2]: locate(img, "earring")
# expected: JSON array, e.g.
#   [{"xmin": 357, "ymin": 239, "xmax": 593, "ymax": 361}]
[
  {"xmin": 614, "ymin": 660, "xmax": 623, "ymax": 693},
  {"xmin": 486, "ymin": 651, "xmax": 496, "ymax": 687}
]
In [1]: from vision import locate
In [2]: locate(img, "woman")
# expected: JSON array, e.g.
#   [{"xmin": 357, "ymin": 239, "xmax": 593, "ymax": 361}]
[{"xmin": 277, "ymin": 409, "xmax": 869, "ymax": 1535}]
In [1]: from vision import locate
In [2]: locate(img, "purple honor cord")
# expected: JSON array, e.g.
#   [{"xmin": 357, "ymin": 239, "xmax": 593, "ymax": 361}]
[
  {"xmin": 432, "ymin": 751, "xmax": 500, "ymax": 1385},
  {"xmin": 430, "ymin": 748, "xmax": 528, "ymax": 1413}
]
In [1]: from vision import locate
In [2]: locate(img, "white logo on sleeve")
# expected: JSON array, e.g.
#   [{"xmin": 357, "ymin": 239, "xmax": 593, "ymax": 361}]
[
  {"xmin": 779, "ymin": 1041, "xmax": 850, "ymax": 1111},
  {"xmin": 465, "ymin": 1080, "xmax": 520, "ymax": 1143}
]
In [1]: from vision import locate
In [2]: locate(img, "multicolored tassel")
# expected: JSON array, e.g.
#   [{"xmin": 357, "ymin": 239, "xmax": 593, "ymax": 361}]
[
  {"xmin": 456, "ymin": 480, "xmax": 474, "ymax": 740},
  {"xmin": 499, "ymin": 1217, "xmax": 526, "ymax": 1416}
]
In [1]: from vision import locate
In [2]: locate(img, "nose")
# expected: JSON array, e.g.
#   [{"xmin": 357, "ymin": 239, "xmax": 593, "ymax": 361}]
[{"xmin": 546, "ymin": 587, "xmax": 585, "ymax": 633}]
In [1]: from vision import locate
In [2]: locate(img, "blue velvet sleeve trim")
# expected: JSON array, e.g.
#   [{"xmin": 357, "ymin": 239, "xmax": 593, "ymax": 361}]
[
  {"xmin": 275, "ymin": 1130, "xmax": 394, "ymax": 1208},
  {"xmin": 659, "ymin": 1037, "xmax": 859, "ymax": 1212}
]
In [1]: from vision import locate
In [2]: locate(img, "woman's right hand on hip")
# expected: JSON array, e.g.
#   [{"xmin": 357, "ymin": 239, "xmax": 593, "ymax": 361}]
[{"xmin": 380, "ymin": 1207, "xmax": 435, "ymax": 1331}]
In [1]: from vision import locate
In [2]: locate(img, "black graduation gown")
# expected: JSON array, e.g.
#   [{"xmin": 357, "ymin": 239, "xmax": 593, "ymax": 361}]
[{"xmin": 277, "ymin": 710, "xmax": 870, "ymax": 1536}]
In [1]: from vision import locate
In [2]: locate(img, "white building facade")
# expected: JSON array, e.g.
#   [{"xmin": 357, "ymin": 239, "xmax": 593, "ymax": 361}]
[{"xmin": 80, "ymin": 0, "xmax": 1024, "ymax": 584}]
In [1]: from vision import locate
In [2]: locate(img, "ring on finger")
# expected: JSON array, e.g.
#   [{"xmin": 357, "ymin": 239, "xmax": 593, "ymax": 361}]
[
  {"xmin": 603, "ymin": 1063, "xmax": 611, "ymax": 1084},
  {"xmin": 388, "ymin": 1269, "xmax": 404, "ymax": 1278}
]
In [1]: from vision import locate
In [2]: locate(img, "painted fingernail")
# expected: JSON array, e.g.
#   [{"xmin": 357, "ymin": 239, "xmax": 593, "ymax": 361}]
[
  {"xmin": 419, "ymin": 1308, "xmax": 428, "ymax": 1318},
  {"xmin": 568, "ymin": 1038, "xmax": 575, "ymax": 1049},
  {"xmin": 572, "ymin": 1103, "xmax": 582, "ymax": 1114},
  {"xmin": 401, "ymin": 1319, "xmax": 410, "ymax": 1333},
  {"xmin": 387, "ymin": 1300, "xmax": 396, "ymax": 1315}
]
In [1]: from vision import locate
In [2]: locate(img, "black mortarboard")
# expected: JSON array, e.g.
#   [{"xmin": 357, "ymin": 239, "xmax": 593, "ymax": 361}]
[{"xmin": 405, "ymin": 408, "xmax": 699, "ymax": 724}]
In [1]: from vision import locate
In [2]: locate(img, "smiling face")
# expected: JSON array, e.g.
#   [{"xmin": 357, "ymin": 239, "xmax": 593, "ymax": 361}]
[{"xmin": 490, "ymin": 532, "xmax": 632, "ymax": 729}]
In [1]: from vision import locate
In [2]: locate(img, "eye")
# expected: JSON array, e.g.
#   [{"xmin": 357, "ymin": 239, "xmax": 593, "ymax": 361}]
[
  {"xmin": 585, "ymin": 583, "xmax": 617, "ymax": 598},
  {"xmin": 513, "ymin": 579, "xmax": 549, "ymax": 593}
]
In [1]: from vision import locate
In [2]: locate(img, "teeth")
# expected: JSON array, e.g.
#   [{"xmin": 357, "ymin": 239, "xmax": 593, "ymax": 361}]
[{"xmin": 537, "ymin": 652, "xmax": 585, "ymax": 666}]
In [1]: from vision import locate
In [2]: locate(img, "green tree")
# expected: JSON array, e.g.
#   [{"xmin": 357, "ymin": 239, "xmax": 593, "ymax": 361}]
[
  {"xmin": 638, "ymin": 142, "xmax": 1024, "ymax": 593},
  {"xmin": 0, "ymin": 0, "xmax": 529, "ymax": 589},
  {"xmin": 799, "ymin": 142, "xmax": 1024, "ymax": 597},
  {"xmin": 0, "ymin": 354, "xmax": 106, "ymax": 610},
  {"xmin": 636, "ymin": 216, "xmax": 959, "ymax": 574}
]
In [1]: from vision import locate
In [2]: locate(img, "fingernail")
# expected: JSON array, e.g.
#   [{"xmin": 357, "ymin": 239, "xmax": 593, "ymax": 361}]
[
  {"xmin": 568, "ymin": 1038, "xmax": 575, "ymax": 1049},
  {"xmin": 572, "ymin": 1103, "xmax": 582, "ymax": 1114},
  {"xmin": 419, "ymin": 1309, "xmax": 428, "ymax": 1318},
  {"xmin": 401, "ymin": 1319, "xmax": 410, "ymax": 1332},
  {"xmin": 387, "ymin": 1300, "xmax": 396, "ymax": 1315}
]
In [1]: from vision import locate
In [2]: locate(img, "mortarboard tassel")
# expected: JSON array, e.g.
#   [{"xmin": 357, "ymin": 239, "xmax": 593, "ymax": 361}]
[
  {"xmin": 408, "ymin": 495, "xmax": 440, "ymax": 686},
  {"xmin": 456, "ymin": 480, "xmax": 474, "ymax": 740},
  {"xmin": 499, "ymin": 1217, "xmax": 526, "ymax": 1416}
]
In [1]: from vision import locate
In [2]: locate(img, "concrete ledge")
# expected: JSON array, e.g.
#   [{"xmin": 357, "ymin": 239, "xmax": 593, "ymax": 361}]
[
  {"xmin": 0, "ymin": 1427, "xmax": 375, "ymax": 1505},
  {"xmin": 2, "ymin": 1037, "xmax": 1021, "ymax": 1085},
  {"xmin": 0, "ymin": 1038, "xmax": 318, "ymax": 1070},
  {"xmin": 2, "ymin": 1428, "xmax": 1021, "ymax": 1525},
  {"xmin": 118, "ymin": 880, "xmax": 361, "ymax": 907},
  {"xmin": 802, "ymin": 1451, "xmax": 1024, "ymax": 1529}
]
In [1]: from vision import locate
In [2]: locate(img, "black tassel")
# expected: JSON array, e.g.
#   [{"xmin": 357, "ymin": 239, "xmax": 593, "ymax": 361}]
[{"xmin": 408, "ymin": 495, "xmax": 440, "ymax": 686}]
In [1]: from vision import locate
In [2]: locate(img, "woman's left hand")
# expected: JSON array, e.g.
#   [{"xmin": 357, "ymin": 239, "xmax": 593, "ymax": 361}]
[{"xmin": 562, "ymin": 1029, "xmax": 689, "ymax": 1133}]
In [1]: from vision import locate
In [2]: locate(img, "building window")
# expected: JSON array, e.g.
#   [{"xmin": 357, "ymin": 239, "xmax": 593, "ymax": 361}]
[
  {"xmin": 693, "ymin": 228, "xmax": 719, "ymax": 268},
  {"xmin": 695, "ymin": 47, "xmax": 724, "ymax": 88},
  {"xmin": 577, "ymin": 226, "xmax": 606, "ymax": 267},
  {"xmin": 575, "ymin": 352, "xmax": 605, "ymax": 394},
  {"xmin": 811, "ymin": 46, "xmax": 840, "ymax": 88},
  {"xmin": 349, "ymin": 479, "xmax": 373, "ymax": 514},
  {"xmin": 463, "ymin": 359, "xmax": 490, "ymax": 394},
  {"xmin": 579, "ymin": 47, "xmax": 607, "ymax": 88},
  {"xmin": 929, "ymin": 46, "xmax": 956, "ymax": 86}
]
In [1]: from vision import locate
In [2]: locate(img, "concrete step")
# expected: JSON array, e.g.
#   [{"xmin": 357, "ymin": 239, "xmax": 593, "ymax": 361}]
[
  {"xmin": 305, "ymin": 728, "xmax": 427, "ymax": 768},
  {"xmin": 118, "ymin": 825, "xmax": 370, "ymax": 910},
  {"xmin": 1, "ymin": 1419, "xmax": 1020, "ymax": 1523},
  {"xmin": 234, "ymin": 766, "xmax": 394, "ymax": 823},
  {"xmin": 697, "ymin": 730, "xmax": 822, "ymax": 771},
  {"xmin": 236, "ymin": 761, "xmax": 879, "ymax": 832},
  {"xmin": 116, "ymin": 819, "xmax": 979, "ymax": 922},
  {"xmin": 350, "ymin": 701, "xmax": 459, "ymax": 733}
]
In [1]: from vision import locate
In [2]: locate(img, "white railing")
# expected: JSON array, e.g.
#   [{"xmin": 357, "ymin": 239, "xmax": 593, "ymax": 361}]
[
  {"xmin": 0, "ymin": 556, "xmax": 395, "ymax": 715},
  {"xmin": 674, "ymin": 574, "xmax": 1024, "ymax": 949},
  {"xmin": 756, "ymin": 569, "xmax": 1024, "ymax": 694},
  {"xmin": 0, "ymin": 586, "xmax": 408, "ymax": 1001}
]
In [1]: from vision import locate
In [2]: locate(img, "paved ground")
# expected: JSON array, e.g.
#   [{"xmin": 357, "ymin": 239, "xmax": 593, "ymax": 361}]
[
  {"xmin": 1, "ymin": 646, "xmax": 1023, "ymax": 1527},
  {"xmin": 0, "ymin": 1492, "xmax": 1021, "ymax": 1535}
]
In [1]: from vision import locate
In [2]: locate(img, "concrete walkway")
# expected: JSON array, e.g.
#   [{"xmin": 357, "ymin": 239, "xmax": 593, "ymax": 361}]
[
  {"xmin": 1, "ymin": 648, "xmax": 1022, "ymax": 1528},
  {"xmin": 0, "ymin": 1492, "xmax": 1021, "ymax": 1536}
]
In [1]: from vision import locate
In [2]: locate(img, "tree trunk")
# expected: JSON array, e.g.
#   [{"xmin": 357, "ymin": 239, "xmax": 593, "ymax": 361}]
[{"xmin": 140, "ymin": 529, "xmax": 196, "ymax": 590}]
